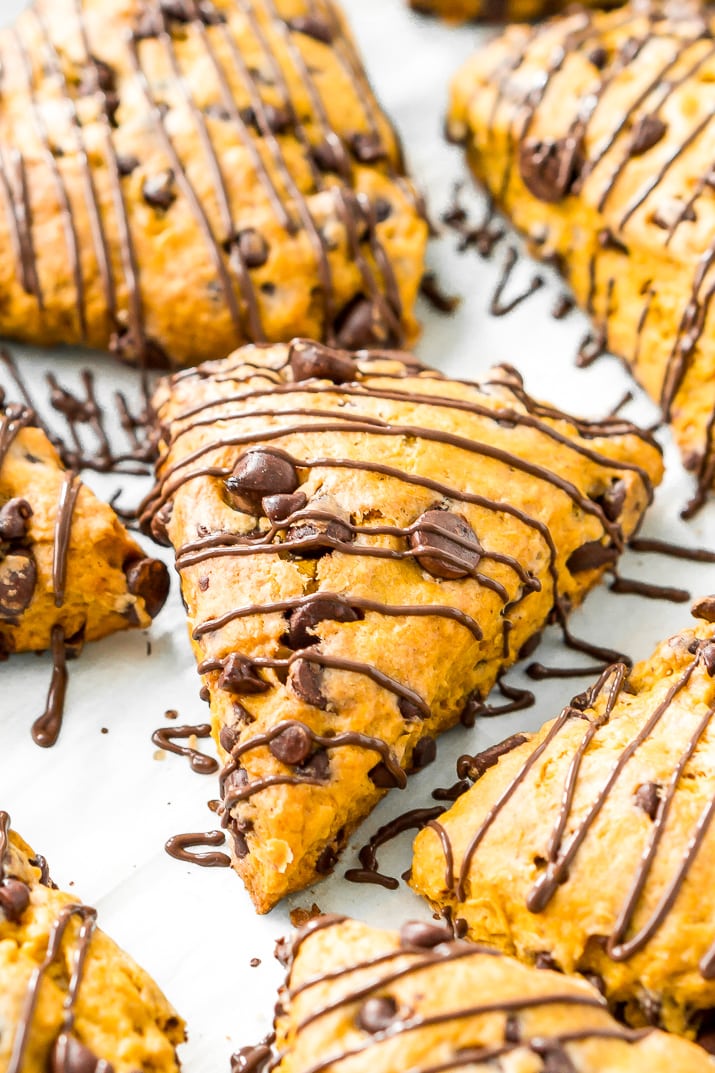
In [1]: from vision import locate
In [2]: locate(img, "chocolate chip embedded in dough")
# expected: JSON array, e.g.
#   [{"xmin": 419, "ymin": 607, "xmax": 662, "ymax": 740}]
[
  {"xmin": 142, "ymin": 170, "xmax": 176, "ymax": 210},
  {"xmin": 399, "ymin": 920, "xmax": 453, "ymax": 949},
  {"xmin": 0, "ymin": 552, "xmax": 37, "ymax": 617},
  {"xmin": 263, "ymin": 491, "xmax": 308, "ymax": 524},
  {"xmin": 411, "ymin": 736, "xmax": 436, "ymax": 771},
  {"xmin": 288, "ymin": 595, "xmax": 360, "ymax": 649},
  {"xmin": 692, "ymin": 595, "xmax": 715, "ymax": 623},
  {"xmin": 269, "ymin": 724, "xmax": 313, "ymax": 766},
  {"xmin": 225, "ymin": 450, "xmax": 299, "ymax": 515},
  {"xmin": 125, "ymin": 557, "xmax": 170, "ymax": 619},
  {"xmin": 410, "ymin": 510, "xmax": 480, "ymax": 580},
  {"xmin": 634, "ymin": 781, "xmax": 661, "ymax": 821},
  {"xmin": 350, "ymin": 132, "xmax": 387, "ymax": 164},
  {"xmin": 629, "ymin": 114, "xmax": 667, "ymax": 156},
  {"xmin": 356, "ymin": 996, "xmax": 399, "ymax": 1034},
  {"xmin": 518, "ymin": 134, "xmax": 584, "ymax": 203},
  {"xmin": 334, "ymin": 297, "xmax": 393, "ymax": 350},
  {"xmin": 290, "ymin": 658, "xmax": 327, "ymax": 710},
  {"xmin": 0, "ymin": 498, "xmax": 32, "ymax": 540},
  {"xmin": 288, "ymin": 339, "xmax": 357, "ymax": 384},
  {"xmin": 287, "ymin": 14, "xmax": 334, "ymax": 43},
  {"xmin": 218, "ymin": 654, "xmax": 269, "ymax": 695},
  {"xmin": 0, "ymin": 878, "xmax": 30, "ymax": 923},
  {"xmin": 233, "ymin": 229, "xmax": 270, "ymax": 269}
]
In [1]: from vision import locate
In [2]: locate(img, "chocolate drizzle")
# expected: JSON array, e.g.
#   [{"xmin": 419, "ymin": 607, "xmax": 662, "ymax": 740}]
[
  {"xmin": 165, "ymin": 830, "xmax": 232, "ymax": 868},
  {"xmin": 345, "ymin": 806, "xmax": 445, "ymax": 888},
  {"xmin": 144, "ymin": 343, "xmax": 658, "ymax": 879},
  {"xmin": 429, "ymin": 635, "xmax": 715, "ymax": 979},
  {"xmin": 152, "ymin": 723, "xmax": 220, "ymax": 774}
]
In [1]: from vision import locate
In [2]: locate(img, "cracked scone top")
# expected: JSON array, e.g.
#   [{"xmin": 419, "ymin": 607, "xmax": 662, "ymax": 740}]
[
  {"xmin": 0, "ymin": 0, "xmax": 426, "ymax": 367},
  {"xmin": 448, "ymin": 1, "xmax": 715, "ymax": 513},
  {"xmin": 144, "ymin": 338, "xmax": 662, "ymax": 913},
  {"xmin": 411, "ymin": 611, "xmax": 715, "ymax": 1039},
  {"xmin": 0, "ymin": 813, "xmax": 185, "ymax": 1073},
  {"xmin": 240, "ymin": 915, "xmax": 715, "ymax": 1072},
  {"xmin": 0, "ymin": 404, "xmax": 169, "ymax": 658}
]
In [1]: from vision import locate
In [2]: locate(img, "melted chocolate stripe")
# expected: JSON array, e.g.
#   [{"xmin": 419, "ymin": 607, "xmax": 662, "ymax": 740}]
[
  {"xmin": 152, "ymin": 723, "xmax": 219, "ymax": 774},
  {"xmin": 165, "ymin": 830, "xmax": 231, "ymax": 867},
  {"xmin": 0, "ymin": 144, "xmax": 42, "ymax": 302},
  {"xmin": 51, "ymin": 471, "xmax": 82, "ymax": 609},
  {"xmin": 0, "ymin": 811, "xmax": 10, "ymax": 879}
]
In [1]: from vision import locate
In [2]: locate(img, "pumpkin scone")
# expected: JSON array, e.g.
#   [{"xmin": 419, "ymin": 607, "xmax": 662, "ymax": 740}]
[
  {"xmin": 409, "ymin": 0, "xmax": 621, "ymax": 26},
  {"xmin": 448, "ymin": 1, "xmax": 715, "ymax": 512},
  {"xmin": 143, "ymin": 338, "xmax": 662, "ymax": 913},
  {"xmin": 0, "ymin": 0, "xmax": 426, "ymax": 368},
  {"xmin": 411, "ymin": 608, "xmax": 715, "ymax": 1039},
  {"xmin": 0, "ymin": 812, "xmax": 185, "ymax": 1073},
  {"xmin": 0, "ymin": 403, "xmax": 170, "ymax": 741},
  {"xmin": 237, "ymin": 914, "xmax": 715, "ymax": 1072}
]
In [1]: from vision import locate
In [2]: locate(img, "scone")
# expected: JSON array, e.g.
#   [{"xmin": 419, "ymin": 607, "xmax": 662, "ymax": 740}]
[
  {"xmin": 411, "ymin": 612, "xmax": 715, "ymax": 1039},
  {"xmin": 0, "ymin": 811, "xmax": 185, "ymax": 1073},
  {"xmin": 143, "ymin": 337, "xmax": 662, "ymax": 913},
  {"xmin": 0, "ymin": 0, "xmax": 427, "ymax": 368},
  {"xmin": 409, "ymin": 0, "xmax": 620, "ymax": 25},
  {"xmin": 448, "ymin": 2, "xmax": 715, "ymax": 510},
  {"xmin": 242, "ymin": 915, "xmax": 715, "ymax": 1072},
  {"xmin": 1, "ymin": 403, "xmax": 169, "ymax": 656}
]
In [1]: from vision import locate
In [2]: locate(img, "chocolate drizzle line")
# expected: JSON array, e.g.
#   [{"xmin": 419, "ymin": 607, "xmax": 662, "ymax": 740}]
[
  {"xmin": 152, "ymin": 723, "xmax": 219, "ymax": 774},
  {"xmin": 52, "ymin": 472, "xmax": 82, "ymax": 608},
  {"xmin": 489, "ymin": 245, "xmax": 544, "ymax": 317},
  {"xmin": 144, "ymin": 344, "xmax": 657, "ymax": 872},
  {"xmin": 165, "ymin": 830, "xmax": 232, "ymax": 868},
  {"xmin": 344, "ymin": 805, "xmax": 445, "ymax": 889},
  {"xmin": 31, "ymin": 625, "xmax": 69, "ymax": 750},
  {"xmin": 431, "ymin": 638, "xmax": 715, "ymax": 976},
  {"xmin": 472, "ymin": 7, "xmax": 715, "ymax": 511}
]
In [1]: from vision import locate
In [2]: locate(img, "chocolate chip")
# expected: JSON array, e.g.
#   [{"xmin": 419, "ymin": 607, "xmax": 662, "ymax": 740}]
[
  {"xmin": 288, "ymin": 596, "xmax": 360, "ymax": 649},
  {"xmin": 288, "ymin": 340, "xmax": 357, "ymax": 384},
  {"xmin": 142, "ymin": 170, "xmax": 176, "ymax": 210},
  {"xmin": 233, "ymin": 229, "xmax": 269, "ymax": 269},
  {"xmin": 399, "ymin": 920, "xmax": 452, "ymax": 949},
  {"xmin": 198, "ymin": 576, "xmax": 210, "ymax": 592},
  {"xmin": 335, "ymin": 297, "xmax": 393, "ymax": 351},
  {"xmin": 218, "ymin": 654, "xmax": 269, "ymax": 695},
  {"xmin": 588, "ymin": 45, "xmax": 608, "ymax": 68},
  {"xmin": 219, "ymin": 725, "xmax": 240, "ymax": 753},
  {"xmin": 518, "ymin": 134, "xmax": 584, "ymax": 203},
  {"xmin": 374, "ymin": 198, "xmax": 392, "ymax": 223},
  {"xmin": 286, "ymin": 494, "xmax": 353, "ymax": 553},
  {"xmin": 287, "ymin": 15, "xmax": 334, "ymax": 43},
  {"xmin": 0, "ymin": 552, "xmax": 37, "ymax": 617},
  {"xmin": 597, "ymin": 228, "xmax": 628, "ymax": 254},
  {"xmin": 116, "ymin": 154, "xmax": 140, "ymax": 177},
  {"xmin": 269, "ymin": 724, "xmax": 313, "ymax": 765},
  {"xmin": 634, "ymin": 781, "xmax": 661, "ymax": 820},
  {"xmin": 300, "ymin": 748, "xmax": 330, "ymax": 780},
  {"xmin": 245, "ymin": 104, "xmax": 292, "ymax": 135},
  {"xmin": 150, "ymin": 501, "xmax": 173, "ymax": 547},
  {"xmin": 357, "ymin": 996, "xmax": 399, "ymax": 1034},
  {"xmin": 410, "ymin": 509, "xmax": 480, "ymax": 580},
  {"xmin": 368, "ymin": 761, "xmax": 402, "ymax": 788},
  {"xmin": 640, "ymin": 992, "xmax": 662, "ymax": 1025},
  {"xmin": 534, "ymin": 950, "xmax": 562, "ymax": 972},
  {"xmin": 594, "ymin": 479, "xmax": 627, "ymax": 522},
  {"xmin": 225, "ymin": 449, "xmax": 298, "ymax": 515},
  {"xmin": 399, "ymin": 697, "xmax": 424, "ymax": 722},
  {"xmin": 51, "ymin": 1034, "xmax": 110, "ymax": 1073},
  {"xmin": 457, "ymin": 734, "xmax": 528, "ymax": 783},
  {"xmin": 630, "ymin": 114, "xmax": 667, "ymax": 156},
  {"xmin": 232, "ymin": 830, "xmax": 249, "ymax": 859},
  {"xmin": 125, "ymin": 557, "xmax": 170, "ymax": 619},
  {"xmin": 0, "ymin": 498, "xmax": 32, "ymax": 540},
  {"xmin": 692, "ymin": 596, "xmax": 715, "ymax": 623},
  {"xmin": 290, "ymin": 658, "xmax": 327, "ymax": 709},
  {"xmin": 0, "ymin": 878, "xmax": 30, "ymax": 922},
  {"xmin": 263, "ymin": 491, "xmax": 308, "ymax": 524},
  {"xmin": 310, "ymin": 138, "xmax": 344, "ymax": 173},
  {"xmin": 315, "ymin": 845, "xmax": 337, "ymax": 874},
  {"xmin": 701, "ymin": 641, "xmax": 715, "ymax": 676},
  {"xmin": 411, "ymin": 736, "xmax": 436, "ymax": 771},
  {"xmin": 504, "ymin": 1014, "xmax": 521, "ymax": 1043},
  {"xmin": 160, "ymin": 0, "xmax": 194, "ymax": 20},
  {"xmin": 350, "ymin": 132, "xmax": 386, "ymax": 164},
  {"xmin": 566, "ymin": 541, "xmax": 618, "ymax": 573}
]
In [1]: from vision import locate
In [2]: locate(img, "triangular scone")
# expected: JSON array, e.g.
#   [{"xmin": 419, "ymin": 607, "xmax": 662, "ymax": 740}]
[
  {"xmin": 0, "ymin": 813, "xmax": 185, "ymax": 1072},
  {"xmin": 145, "ymin": 339, "xmax": 663, "ymax": 913},
  {"xmin": 0, "ymin": 404, "xmax": 170, "ymax": 657},
  {"xmin": 248, "ymin": 915, "xmax": 714, "ymax": 1072},
  {"xmin": 409, "ymin": 0, "xmax": 618, "ymax": 24},
  {"xmin": 0, "ymin": 0, "xmax": 426, "ymax": 368},
  {"xmin": 412, "ymin": 614, "xmax": 715, "ymax": 1039},
  {"xmin": 448, "ymin": 3, "xmax": 715, "ymax": 509}
]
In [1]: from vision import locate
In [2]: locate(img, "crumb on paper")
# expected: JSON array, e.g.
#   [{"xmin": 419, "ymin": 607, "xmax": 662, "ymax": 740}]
[
  {"xmin": 153, "ymin": 749, "xmax": 167, "ymax": 762},
  {"xmin": 250, "ymin": 957, "xmax": 261, "ymax": 968},
  {"xmin": 165, "ymin": 709, "xmax": 179, "ymax": 720},
  {"xmin": 290, "ymin": 903, "xmax": 323, "ymax": 928},
  {"xmin": 100, "ymin": 727, "xmax": 108, "ymax": 735}
]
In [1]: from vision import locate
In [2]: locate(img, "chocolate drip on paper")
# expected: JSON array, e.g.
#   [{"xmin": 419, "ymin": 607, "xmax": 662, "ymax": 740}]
[
  {"xmin": 165, "ymin": 830, "xmax": 232, "ymax": 868},
  {"xmin": 152, "ymin": 723, "xmax": 219, "ymax": 774},
  {"xmin": 345, "ymin": 805, "xmax": 445, "ymax": 889}
]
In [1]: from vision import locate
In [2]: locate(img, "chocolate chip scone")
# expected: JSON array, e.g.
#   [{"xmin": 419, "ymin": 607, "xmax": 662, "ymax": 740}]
[
  {"xmin": 409, "ymin": 0, "xmax": 620, "ymax": 26},
  {"xmin": 238, "ymin": 915, "xmax": 715, "ymax": 1072},
  {"xmin": 1, "ymin": 404, "xmax": 170, "ymax": 733},
  {"xmin": 448, "ymin": 1, "xmax": 715, "ymax": 512},
  {"xmin": 0, "ymin": 812, "xmax": 185, "ymax": 1073},
  {"xmin": 143, "ymin": 338, "xmax": 662, "ymax": 913},
  {"xmin": 0, "ymin": 0, "xmax": 426, "ymax": 368},
  {"xmin": 411, "ymin": 607, "xmax": 715, "ymax": 1039}
]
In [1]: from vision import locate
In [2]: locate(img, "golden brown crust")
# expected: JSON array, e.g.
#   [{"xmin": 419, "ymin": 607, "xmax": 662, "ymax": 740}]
[
  {"xmin": 411, "ymin": 618, "xmax": 715, "ymax": 1038},
  {"xmin": 0, "ymin": 816, "xmax": 185, "ymax": 1073},
  {"xmin": 146, "ymin": 338, "xmax": 662, "ymax": 913},
  {"xmin": 409, "ymin": 0, "xmax": 620, "ymax": 24},
  {"xmin": 261, "ymin": 916, "xmax": 715, "ymax": 1072},
  {"xmin": 0, "ymin": 0, "xmax": 427, "ymax": 368},
  {"xmin": 448, "ymin": 2, "xmax": 715, "ymax": 509},
  {"xmin": 0, "ymin": 406, "xmax": 169, "ymax": 657}
]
